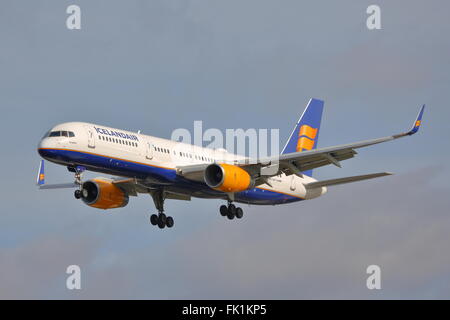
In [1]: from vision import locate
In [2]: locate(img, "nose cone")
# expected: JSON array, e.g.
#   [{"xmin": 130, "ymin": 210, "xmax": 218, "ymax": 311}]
[{"xmin": 37, "ymin": 138, "xmax": 54, "ymax": 158}]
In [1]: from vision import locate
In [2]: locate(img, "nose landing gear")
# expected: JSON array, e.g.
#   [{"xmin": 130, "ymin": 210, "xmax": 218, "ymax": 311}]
[
  {"xmin": 220, "ymin": 201, "xmax": 244, "ymax": 220},
  {"xmin": 71, "ymin": 166, "xmax": 86, "ymax": 200}
]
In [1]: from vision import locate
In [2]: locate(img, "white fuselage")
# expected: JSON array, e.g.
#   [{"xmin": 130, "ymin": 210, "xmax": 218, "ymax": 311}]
[{"xmin": 38, "ymin": 122, "xmax": 326, "ymax": 205}]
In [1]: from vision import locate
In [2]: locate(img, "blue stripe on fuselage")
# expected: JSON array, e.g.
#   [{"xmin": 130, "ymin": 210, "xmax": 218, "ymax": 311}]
[{"xmin": 37, "ymin": 148, "xmax": 303, "ymax": 205}]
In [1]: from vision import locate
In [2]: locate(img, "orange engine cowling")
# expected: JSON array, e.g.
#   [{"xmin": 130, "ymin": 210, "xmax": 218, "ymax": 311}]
[
  {"xmin": 204, "ymin": 163, "xmax": 254, "ymax": 193},
  {"xmin": 81, "ymin": 179, "xmax": 129, "ymax": 209}
]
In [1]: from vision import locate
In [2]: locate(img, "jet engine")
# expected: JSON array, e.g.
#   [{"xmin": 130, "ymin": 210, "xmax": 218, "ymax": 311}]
[
  {"xmin": 80, "ymin": 179, "xmax": 129, "ymax": 209},
  {"xmin": 204, "ymin": 163, "xmax": 254, "ymax": 193}
]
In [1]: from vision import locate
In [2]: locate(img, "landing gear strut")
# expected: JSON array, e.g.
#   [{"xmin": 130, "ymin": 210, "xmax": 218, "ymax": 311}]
[
  {"xmin": 149, "ymin": 189, "xmax": 174, "ymax": 229},
  {"xmin": 70, "ymin": 166, "xmax": 86, "ymax": 200},
  {"xmin": 220, "ymin": 201, "xmax": 244, "ymax": 220}
]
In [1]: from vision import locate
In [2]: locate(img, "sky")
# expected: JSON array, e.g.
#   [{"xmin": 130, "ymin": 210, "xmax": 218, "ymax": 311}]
[{"xmin": 0, "ymin": 0, "xmax": 449, "ymax": 299}]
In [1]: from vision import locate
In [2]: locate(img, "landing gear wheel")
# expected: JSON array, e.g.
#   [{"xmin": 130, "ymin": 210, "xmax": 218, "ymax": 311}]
[
  {"xmin": 235, "ymin": 207, "xmax": 244, "ymax": 219},
  {"xmin": 227, "ymin": 205, "xmax": 236, "ymax": 220},
  {"xmin": 150, "ymin": 214, "xmax": 158, "ymax": 226},
  {"xmin": 74, "ymin": 190, "xmax": 81, "ymax": 199},
  {"xmin": 158, "ymin": 213, "xmax": 167, "ymax": 225},
  {"xmin": 220, "ymin": 205, "xmax": 228, "ymax": 216},
  {"xmin": 166, "ymin": 216, "xmax": 174, "ymax": 228},
  {"xmin": 224, "ymin": 203, "xmax": 237, "ymax": 220},
  {"xmin": 157, "ymin": 213, "xmax": 167, "ymax": 229}
]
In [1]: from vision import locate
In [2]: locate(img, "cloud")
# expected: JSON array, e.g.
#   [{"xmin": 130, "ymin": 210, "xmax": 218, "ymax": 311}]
[
  {"xmin": 1, "ymin": 0, "xmax": 449, "ymax": 299},
  {"xmin": 3, "ymin": 167, "xmax": 442, "ymax": 299},
  {"xmin": 151, "ymin": 167, "xmax": 450, "ymax": 299},
  {"xmin": 0, "ymin": 233, "xmax": 101, "ymax": 299}
]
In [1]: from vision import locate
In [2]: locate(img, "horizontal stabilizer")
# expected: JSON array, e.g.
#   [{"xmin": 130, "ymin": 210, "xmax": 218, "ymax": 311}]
[
  {"xmin": 304, "ymin": 172, "xmax": 392, "ymax": 189},
  {"xmin": 39, "ymin": 183, "xmax": 78, "ymax": 190}
]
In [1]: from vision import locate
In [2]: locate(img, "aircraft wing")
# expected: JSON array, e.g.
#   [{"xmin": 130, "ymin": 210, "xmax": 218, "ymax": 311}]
[
  {"xmin": 255, "ymin": 104, "xmax": 425, "ymax": 177},
  {"xmin": 177, "ymin": 105, "xmax": 425, "ymax": 182}
]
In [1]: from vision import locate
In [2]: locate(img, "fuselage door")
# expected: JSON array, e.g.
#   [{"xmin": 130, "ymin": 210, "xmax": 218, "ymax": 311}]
[
  {"xmin": 146, "ymin": 141, "xmax": 153, "ymax": 160},
  {"xmin": 84, "ymin": 125, "xmax": 95, "ymax": 148}
]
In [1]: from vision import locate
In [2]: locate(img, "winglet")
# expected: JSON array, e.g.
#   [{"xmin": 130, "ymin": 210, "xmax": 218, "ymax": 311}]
[
  {"xmin": 37, "ymin": 160, "xmax": 45, "ymax": 186},
  {"xmin": 407, "ymin": 104, "xmax": 425, "ymax": 135}
]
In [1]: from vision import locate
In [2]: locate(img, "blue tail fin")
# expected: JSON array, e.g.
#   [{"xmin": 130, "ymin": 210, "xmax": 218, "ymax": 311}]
[
  {"xmin": 281, "ymin": 98, "xmax": 324, "ymax": 177},
  {"xmin": 37, "ymin": 160, "xmax": 45, "ymax": 185}
]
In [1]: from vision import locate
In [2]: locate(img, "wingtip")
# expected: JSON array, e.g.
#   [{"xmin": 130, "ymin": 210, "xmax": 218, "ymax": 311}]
[{"xmin": 407, "ymin": 104, "xmax": 425, "ymax": 135}]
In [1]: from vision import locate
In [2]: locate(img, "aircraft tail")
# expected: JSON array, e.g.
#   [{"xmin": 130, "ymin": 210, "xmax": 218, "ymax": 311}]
[
  {"xmin": 281, "ymin": 98, "xmax": 324, "ymax": 177},
  {"xmin": 37, "ymin": 160, "xmax": 45, "ymax": 185}
]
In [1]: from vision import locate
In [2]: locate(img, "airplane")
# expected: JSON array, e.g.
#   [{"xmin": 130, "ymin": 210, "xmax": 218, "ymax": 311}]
[{"xmin": 37, "ymin": 99, "xmax": 425, "ymax": 229}]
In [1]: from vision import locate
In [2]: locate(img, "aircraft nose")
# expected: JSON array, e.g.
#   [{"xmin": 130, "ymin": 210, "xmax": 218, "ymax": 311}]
[{"xmin": 37, "ymin": 138, "xmax": 53, "ymax": 157}]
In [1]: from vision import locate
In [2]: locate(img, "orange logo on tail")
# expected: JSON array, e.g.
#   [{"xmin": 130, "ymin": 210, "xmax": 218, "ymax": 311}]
[{"xmin": 296, "ymin": 125, "xmax": 318, "ymax": 152}]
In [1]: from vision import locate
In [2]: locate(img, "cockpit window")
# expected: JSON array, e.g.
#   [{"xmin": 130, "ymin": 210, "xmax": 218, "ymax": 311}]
[
  {"xmin": 49, "ymin": 131, "xmax": 61, "ymax": 137},
  {"xmin": 46, "ymin": 131, "xmax": 75, "ymax": 138}
]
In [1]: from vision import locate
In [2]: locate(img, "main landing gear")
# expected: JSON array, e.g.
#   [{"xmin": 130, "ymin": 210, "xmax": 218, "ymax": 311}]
[
  {"xmin": 220, "ymin": 201, "xmax": 244, "ymax": 220},
  {"xmin": 149, "ymin": 189, "xmax": 174, "ymax": 229}
]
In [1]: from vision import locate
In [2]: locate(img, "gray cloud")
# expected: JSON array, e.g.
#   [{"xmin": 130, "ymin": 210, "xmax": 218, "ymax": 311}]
[
  {"xmin": 2, "ymin": 168, "xmax": 445, "ymax": 299},
  {"xmin": 0, "ymin": 0, "xmax": 449, "ymax": 299}
]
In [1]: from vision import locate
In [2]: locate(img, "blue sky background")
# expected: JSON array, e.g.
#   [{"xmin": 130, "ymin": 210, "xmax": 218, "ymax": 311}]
[{"xmin": 0, "ymin": 0, "xmax": 449, "ymax": 299}]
